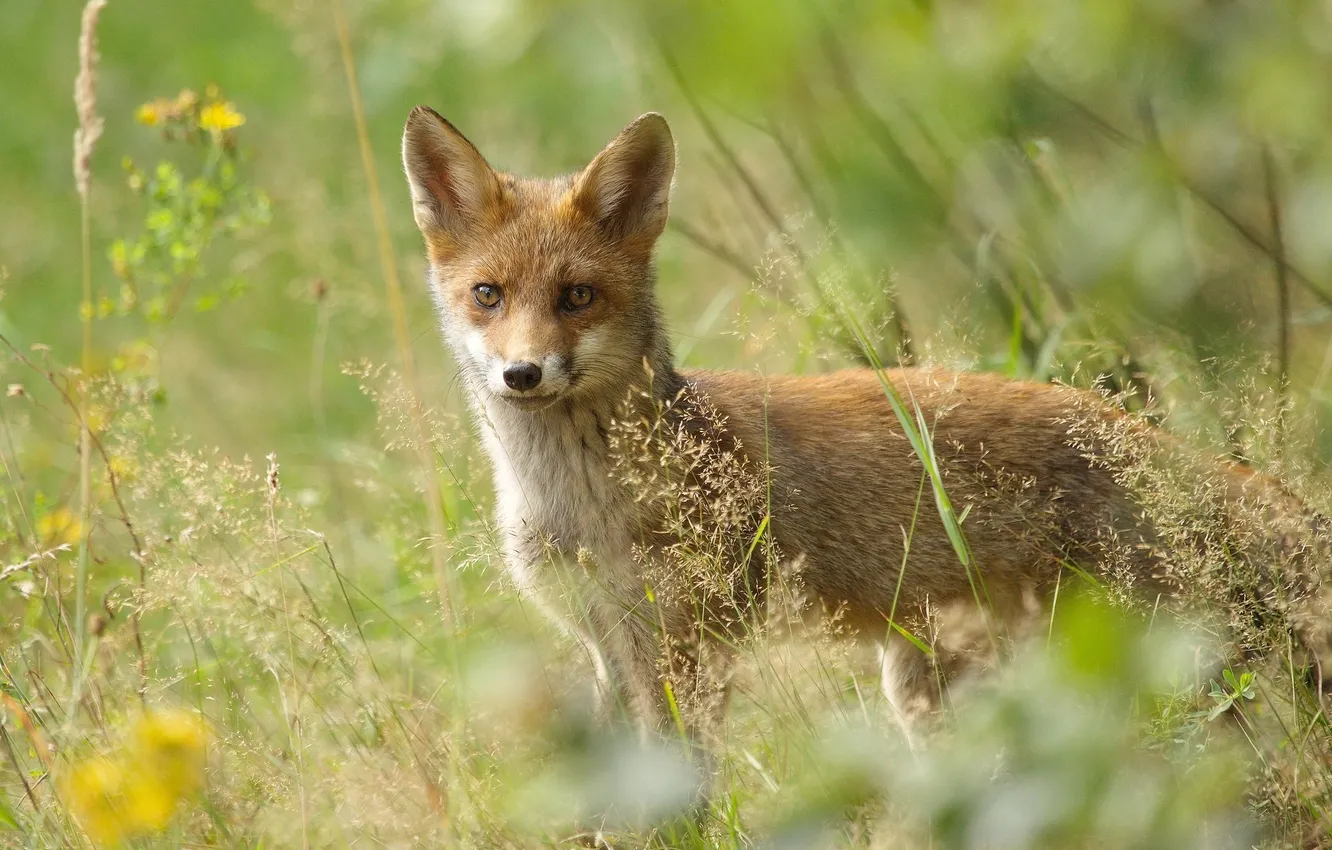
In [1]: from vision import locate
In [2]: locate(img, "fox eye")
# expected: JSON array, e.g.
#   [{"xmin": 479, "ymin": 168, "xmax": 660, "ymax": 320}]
[
  {"xmin": 561, "ymin": 285, "xmax": 595, "ymax": 312},
  {"xmin": 473, "ymin": 283, "xmax": 501, "ymax": 309}
]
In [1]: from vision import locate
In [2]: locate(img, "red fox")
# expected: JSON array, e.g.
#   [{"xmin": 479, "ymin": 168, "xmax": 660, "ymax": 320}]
[{"xmin": 401, "ymin": 107, "xmax": 1326, "ymax": 751}]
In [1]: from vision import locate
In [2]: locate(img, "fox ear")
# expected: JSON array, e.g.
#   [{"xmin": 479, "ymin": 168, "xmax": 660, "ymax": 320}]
[
  {"xmin": 572, "ymin": 113, "xmax": 675, "ymax": 251},
  {"xmin": 402, "ymin": 106, "xmax": 501, "ymax": 243}
]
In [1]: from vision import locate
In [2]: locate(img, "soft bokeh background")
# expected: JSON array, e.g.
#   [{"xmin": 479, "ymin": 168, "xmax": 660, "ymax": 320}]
[
  {"xmin": 7, "ymin": 0, "xmax": 1332, "ymax": 464},
  {"xmin": 4, "ymin": 0, "xmax": 1332, "ymax": 847}
]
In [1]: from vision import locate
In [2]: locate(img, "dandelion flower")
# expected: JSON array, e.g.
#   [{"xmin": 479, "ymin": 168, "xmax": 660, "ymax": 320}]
[{"xmin": 198, "ymin": 102, "xmax": 245, "ymax": 134}]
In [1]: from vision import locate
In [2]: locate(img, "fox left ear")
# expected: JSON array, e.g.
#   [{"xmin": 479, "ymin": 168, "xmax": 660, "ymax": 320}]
[
  {"xmin": 572, "ymin": 113, "xmax": 676, "ymax": 252},
  {"xmin": 402, "ymin": 106, "xmax": 502, "ymax": 248}
]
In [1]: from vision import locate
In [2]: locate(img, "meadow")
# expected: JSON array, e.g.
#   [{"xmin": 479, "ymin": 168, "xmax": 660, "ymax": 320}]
[{"xmin": 3, "ymin": 0, "xmax": 1332, "ymax": 847}]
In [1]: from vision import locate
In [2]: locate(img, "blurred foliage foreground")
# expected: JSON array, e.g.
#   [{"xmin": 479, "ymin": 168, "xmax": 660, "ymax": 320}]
[{"xmin": 5, "ymin": 0, "xmax": 1332, "ymax": 847}]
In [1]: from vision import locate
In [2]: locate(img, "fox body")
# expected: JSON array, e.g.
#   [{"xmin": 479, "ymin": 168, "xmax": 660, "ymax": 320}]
[{"xmin": 401, "ymin": 108, "xmax": 1312, "ymax": 744}]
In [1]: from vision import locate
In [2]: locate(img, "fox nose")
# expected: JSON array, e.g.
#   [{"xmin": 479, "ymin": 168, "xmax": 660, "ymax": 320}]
[{"xmin": 502, "ymin": 361, "xmax": 543, "ymax": 392}]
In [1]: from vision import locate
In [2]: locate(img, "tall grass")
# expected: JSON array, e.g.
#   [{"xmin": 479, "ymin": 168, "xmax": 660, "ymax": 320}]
[
  {"xmin": 328, "ymin": 0, "xmax": 465, "ymax": 836},
  {"xmin": 1, "ymin": 0, "xmax": 1332, "ymax": 848}
]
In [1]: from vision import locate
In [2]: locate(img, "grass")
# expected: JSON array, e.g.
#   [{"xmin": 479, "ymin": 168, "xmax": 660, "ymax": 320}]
[{"xmin": 4, "ymin": 0, "xmax": 1332, "ymax": 847}]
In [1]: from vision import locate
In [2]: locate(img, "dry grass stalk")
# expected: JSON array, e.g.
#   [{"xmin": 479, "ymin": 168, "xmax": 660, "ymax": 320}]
[{"xmin": 70, "ymin": 0, "xmax": 108, "ymax": 716}]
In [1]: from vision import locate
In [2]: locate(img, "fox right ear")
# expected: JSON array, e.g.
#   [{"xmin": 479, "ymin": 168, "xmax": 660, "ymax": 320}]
[
  {"xmin": 402, "ymin": 107, "xmax": 502, "ymax": 247},
  {"xmin": 571, "ymin": 113, "xmax": 676, "ymax": 254}
]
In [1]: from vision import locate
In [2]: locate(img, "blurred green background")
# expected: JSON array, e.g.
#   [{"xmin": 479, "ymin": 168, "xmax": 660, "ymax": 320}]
[
  {"xmin": 7, "ymin": 0, "xmax": 1331, "ymax": 477},
  {"xmin": 5, "ymin": 0, "xmax": 1332, "ymax": 846}
]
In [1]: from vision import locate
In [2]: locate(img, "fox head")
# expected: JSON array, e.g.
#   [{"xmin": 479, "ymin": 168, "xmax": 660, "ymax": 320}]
[{"xmin": 402, "ymin": 108, "xmax": 676, "ymax": 412}]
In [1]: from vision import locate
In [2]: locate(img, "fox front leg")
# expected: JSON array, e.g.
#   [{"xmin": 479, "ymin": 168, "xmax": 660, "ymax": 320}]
[
  {"xmin": 594, "ymin": 600, "xmax": 731, "ymax": 785},
  {"xmin": 584, "ymin": 602, "xmax": 675, "ymax": 737}
]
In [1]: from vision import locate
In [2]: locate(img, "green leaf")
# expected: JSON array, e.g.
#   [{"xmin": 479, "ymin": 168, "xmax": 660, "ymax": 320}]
[
  {"xmin": 0, "ymin": 795, "xmax": 18, "ymax": 830},
  {"xmin": 1222, "ymin": 669, "xmax": 1239, "ymax": 691}
]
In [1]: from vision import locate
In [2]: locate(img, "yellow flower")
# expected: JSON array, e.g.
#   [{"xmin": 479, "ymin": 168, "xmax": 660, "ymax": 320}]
[
  {"xmin": 36, "ymin": 507, "xmax": 81, "ymax": 546},
  {"xmin": 121, "ymin": 772, "xmax": 177, "ymax": 832},
  {"xmin": 198, "ymin": 101, "xmax": 245, "ymax": 134},
  {"xmin": 61, "ymin": 757, "xmax": 131, "ymax": 847},
  {"xmin": 61, "ymin": 711, "xmax": 207, "ymax": 848},
  {"xmin": 132, "ymin": 710, "xmax": 207, "ymax": 794},
  {"xmin": 133, "ymin": 102, "xmax": 162, "ymax": 127}
]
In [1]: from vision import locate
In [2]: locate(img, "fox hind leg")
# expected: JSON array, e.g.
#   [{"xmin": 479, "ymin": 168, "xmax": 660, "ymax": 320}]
[{"xmin": 877, "ymin": 634, "xmax": 940, "ymax": 749}]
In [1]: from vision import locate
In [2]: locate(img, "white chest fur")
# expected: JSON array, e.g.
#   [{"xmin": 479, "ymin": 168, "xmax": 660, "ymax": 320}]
[{"xmin": 475, "ymin": 398, "xmax": 641, "ymax": 606}]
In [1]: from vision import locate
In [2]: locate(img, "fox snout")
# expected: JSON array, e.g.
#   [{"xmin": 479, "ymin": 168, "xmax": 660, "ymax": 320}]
[
  {"xmin": 493, "ymin": 353, "xmax": 567, "ymax": 402},
  {"xmin": 502, "ymin": 361, "xmax": 543, "ymax": 392},
  {"xmin": 464, "ymin": 334, "xmax": 571, "ymax": 401}
]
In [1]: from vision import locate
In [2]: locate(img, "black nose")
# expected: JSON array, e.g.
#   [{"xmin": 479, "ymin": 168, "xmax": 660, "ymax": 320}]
[{"xmin": 502, "ymin": 361, "xmax": 542, "ymax": 392}]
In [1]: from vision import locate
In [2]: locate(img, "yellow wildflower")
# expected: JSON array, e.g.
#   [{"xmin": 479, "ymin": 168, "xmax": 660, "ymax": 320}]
[
  {"xmin": 133, "ymin": 102, "xmax": 162, "ymax": 127},
  {"xmin": 61, "ymin": 757, "xmax": 130, "ymax": 847},
  {"xmin": 198, "ymin": 101, "xmax": 244, "ymax": 134},
  {"xmin": 36, "ymin": 507, "xmax": 81, "ymax": 546},
  {"xmin": 62, "ymin": 710, "xmax": 207, "ymax": 848},
  {"xmin": 132, "ymin": 710, "xmax": 207, "ymax": 790}
]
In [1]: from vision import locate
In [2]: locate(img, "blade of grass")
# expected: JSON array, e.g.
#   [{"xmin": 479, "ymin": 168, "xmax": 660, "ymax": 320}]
[
  {"xmin": 839, "ymin": 307, "xmax": 997, "ymax": 649},
  {"xmin": 889, "ymin": 622, "xmax": 934, "ymax": 658}
]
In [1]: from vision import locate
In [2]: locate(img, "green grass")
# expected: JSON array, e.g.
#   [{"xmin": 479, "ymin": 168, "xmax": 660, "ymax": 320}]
[{"xmin": 4, "ymin": 0, "xmax": 1332, "ymax": 847}]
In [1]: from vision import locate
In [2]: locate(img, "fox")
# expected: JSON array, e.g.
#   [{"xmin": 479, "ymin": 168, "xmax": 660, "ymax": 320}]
[{"xmin": 400, "ymin": 106, "xmax": 1328, "ymax": 757}]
